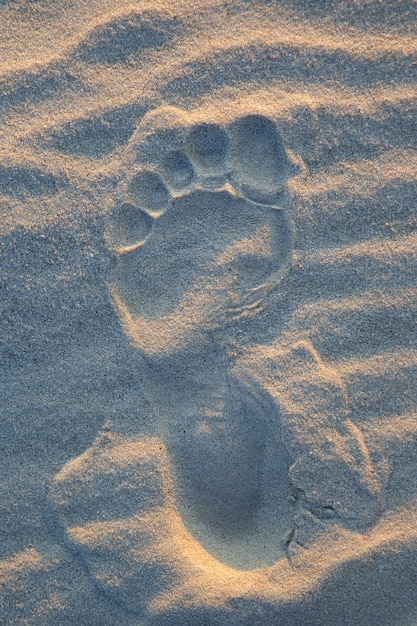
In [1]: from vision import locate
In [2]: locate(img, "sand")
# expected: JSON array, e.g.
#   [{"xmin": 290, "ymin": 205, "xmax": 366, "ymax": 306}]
[{"xmin": 0, "ymin": 0, "xmax": 416, "ymax": 624}]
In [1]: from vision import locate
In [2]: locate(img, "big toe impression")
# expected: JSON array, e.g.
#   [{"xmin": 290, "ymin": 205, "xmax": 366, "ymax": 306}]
[{"xmin": 230, "ymin": 114, "xmax": 292, "ymax": 206}]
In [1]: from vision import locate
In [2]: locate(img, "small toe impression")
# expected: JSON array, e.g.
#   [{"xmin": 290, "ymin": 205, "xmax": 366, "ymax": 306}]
[
  {"xmin": 229, "ymin": 115, "xmax": 291, "ymax": 206},
  {"xmin": 159, "ymin": 150, "xmax": 195, "ymax": 191},
  {"xmin": 185, "ymin": 123, "xmax": 229, "ymax": 181},
  {"xmin": 107, "ymin": 203, "xmax": 154, "ymax": 251},
  {"xmin": 127, "ymin": 170, "xmax": 170, "ymax": 217}
]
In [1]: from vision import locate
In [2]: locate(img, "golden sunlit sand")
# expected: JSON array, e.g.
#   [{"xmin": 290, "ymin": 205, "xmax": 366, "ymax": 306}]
[{"xmin": 1, "ymin": 1, "xmax": 416, "ymax": 624}]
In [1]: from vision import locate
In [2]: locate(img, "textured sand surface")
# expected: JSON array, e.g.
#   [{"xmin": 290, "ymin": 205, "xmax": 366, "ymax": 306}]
[{"xmin": 1, "ymin": 1, "xmax": 416, "ymax": 624}]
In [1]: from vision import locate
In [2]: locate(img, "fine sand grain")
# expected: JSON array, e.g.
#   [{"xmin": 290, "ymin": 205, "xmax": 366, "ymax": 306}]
[{"xmin": 1, "ymin": 1, "xmax": 416, "ymax": 624}]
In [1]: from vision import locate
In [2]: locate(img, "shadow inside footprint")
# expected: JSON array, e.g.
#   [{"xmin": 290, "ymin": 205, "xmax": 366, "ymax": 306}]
[
  {"xmin": 169, "ymin": 379, "xmax": 267, "ymax": 529},
  {"xmin": 162, "ymin": 378, "xmax": 294, "ymax": 569}
]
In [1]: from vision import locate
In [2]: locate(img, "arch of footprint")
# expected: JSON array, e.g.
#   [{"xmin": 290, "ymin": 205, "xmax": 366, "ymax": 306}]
[{"xmin": 50, "ymin": 108, "xmax": 386, "ymax": 619}]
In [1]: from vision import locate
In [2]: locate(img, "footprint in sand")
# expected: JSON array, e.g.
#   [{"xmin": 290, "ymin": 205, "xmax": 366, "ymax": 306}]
[
  {"xmin": 50, "ymin": 109, "xmax": 385, "ymax": 619},
  {"xmin": 106, "ymin": 112, "xmax": 296, "ymax": 563},
  {"xmin": 107, "ymin": 112, "xmax": 293, "ymax": 338}
]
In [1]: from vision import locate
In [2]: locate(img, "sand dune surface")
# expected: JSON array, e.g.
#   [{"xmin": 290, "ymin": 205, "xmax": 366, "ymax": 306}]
[{"xmin": 1, "ymin": 1, "xmax": 416, "ymax": 624}]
